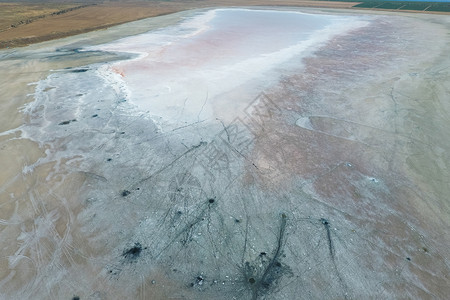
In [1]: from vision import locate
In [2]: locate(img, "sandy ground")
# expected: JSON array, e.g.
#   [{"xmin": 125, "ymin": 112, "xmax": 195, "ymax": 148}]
[{"xmin": 0, "ymin": 6, "xmax": 449, "ymax": 300}]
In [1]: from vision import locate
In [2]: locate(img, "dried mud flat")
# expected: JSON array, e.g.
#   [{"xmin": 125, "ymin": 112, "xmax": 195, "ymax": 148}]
[{"xmin": 1, "ymin": 7, "xmax": 450, "ymax": 300}]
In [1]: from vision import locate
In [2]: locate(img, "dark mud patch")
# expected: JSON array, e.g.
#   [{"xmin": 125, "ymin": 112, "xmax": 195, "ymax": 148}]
[
  {"xmin": 122, "ymin": 242, "xmax": 143, "ymax": 261},
  {"xmin": 69, "ymin": 68, "xmax": 89, "ymax": 73},
  {"xmin": 58, "ymin": 119, "xmax": 77, "ymax": 125}
]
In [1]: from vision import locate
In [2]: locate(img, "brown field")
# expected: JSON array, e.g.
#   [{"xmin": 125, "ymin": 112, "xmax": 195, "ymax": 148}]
[
  {"xmin": 0, "ymin": 2, "xmax": 80, "ymax": 32},
  {"xmin": 0, "ymin": 0, "xmax": 360, "ymax": 49}
]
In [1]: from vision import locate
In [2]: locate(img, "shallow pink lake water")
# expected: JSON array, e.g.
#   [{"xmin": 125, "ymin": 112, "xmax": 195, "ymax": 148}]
[{"xmin": 94, "ymin": 9, "xmax": 368, "ymax": 128}]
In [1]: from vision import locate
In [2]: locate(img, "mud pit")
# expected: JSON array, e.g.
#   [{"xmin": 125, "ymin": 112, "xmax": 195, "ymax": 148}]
[{"xmin": 0, "ymin": 8, "xmax": 449, "ymax": 300}]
